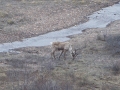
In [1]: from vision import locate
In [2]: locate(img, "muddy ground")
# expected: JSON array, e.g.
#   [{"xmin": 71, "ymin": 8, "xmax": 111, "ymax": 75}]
[{"xmin": 0, "ymin": 0, "xmax": 120, "ymax": 90}]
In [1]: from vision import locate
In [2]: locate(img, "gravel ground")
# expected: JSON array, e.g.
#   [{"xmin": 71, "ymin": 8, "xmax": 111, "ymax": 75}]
[{"xmin": 0, "ymin": 0, "xmax": 119, "ymax": 43}]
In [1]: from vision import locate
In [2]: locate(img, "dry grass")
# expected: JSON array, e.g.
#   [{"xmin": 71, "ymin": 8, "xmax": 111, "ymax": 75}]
[
  {"xmin": 0, "ymin": 0, "xmax": 120, "ymax": 90},
  {"xmin": 0, "ymin": 11, "xmax": 8, "ymax": 18},
  {"xmin": 110, "ymin": 61, "xmax": 120, "ymax": 75}
]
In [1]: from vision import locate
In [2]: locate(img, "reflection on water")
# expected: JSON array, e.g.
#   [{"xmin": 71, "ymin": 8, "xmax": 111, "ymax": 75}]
[{"xmin": 0, "ymin": 2, "xmax": 120, "ymax": 52}]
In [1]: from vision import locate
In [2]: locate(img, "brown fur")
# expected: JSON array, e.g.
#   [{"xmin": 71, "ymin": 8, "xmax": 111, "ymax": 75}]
[{"xmin": 51, "ymin": 41, "xmax": 77, "ymax": 60}]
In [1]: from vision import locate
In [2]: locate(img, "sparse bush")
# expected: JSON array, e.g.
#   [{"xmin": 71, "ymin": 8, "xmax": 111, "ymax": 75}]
[
  {"xmin": 111, "ymin": 61, "xmax": 120, "ymax": 75},
  {"xmin": 13, "ymin": 74, "xmax": 74, "ymax": 90},
  {"xmin": 77, "ymin": 77, "xmax": 94, "ymax": 87},
  {"xmin": 77, "ymin": 78, "xmax": 88, "ymax": 87},
  {"xmin": 102, "ymin": 83, "xmax": 120, "ymax": 90},
  {"xmin": 106, "ymin": 35, "xmax": 120, "ymax": 56},
  {"xmin": 7, "ymin": 20, "xmax": 15, "ymax": 25},
  {"xmin": 6, "ymin": 59, "xmax": 25, "ymax": 68},
  {"xmin": 97, "ymin": 33, "xmax": 106, "ymax": 41},
  {"xmin": 43, "ymin": 61, "xmax": 56, "ymax": 71},
  {"xmin": 0, "ymin": 11, "xmax": 8, "ymax": 18},
  {"xmin": 29, "ymin": 78, "xmax": 61, "ymax": 90}
]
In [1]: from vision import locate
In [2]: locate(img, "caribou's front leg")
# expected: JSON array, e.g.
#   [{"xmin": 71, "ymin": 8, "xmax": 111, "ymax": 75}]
[
  {"xmin": 51, "ymin": 49, "xmax": 56, "ymax": 60},
  {"xmin": 63, "ymin": 50, "xmax": 67, "ymax": 60},
  {"xmin": 58, "ymin": 50, "xmax": 64, "ymax": 60}
]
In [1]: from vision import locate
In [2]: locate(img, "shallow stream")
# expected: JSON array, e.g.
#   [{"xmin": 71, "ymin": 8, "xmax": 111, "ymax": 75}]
[{"xmin": 0, "ymin": 2, "xmax": 120, "ymax": 52}]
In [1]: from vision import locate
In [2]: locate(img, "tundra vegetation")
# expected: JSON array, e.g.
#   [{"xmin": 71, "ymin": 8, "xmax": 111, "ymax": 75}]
[
  {"xmin": 0, "ymin": 0, "xmax": 120, "ymax": 90},
  {"xmin": 1, "ymin": 20, "xmax": 120, "ymax": 90}
]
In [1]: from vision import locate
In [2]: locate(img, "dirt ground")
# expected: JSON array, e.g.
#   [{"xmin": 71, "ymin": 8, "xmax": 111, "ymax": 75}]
[{"xmin": 0, "ymin": 0, "xmax": 120, "ymax": 90}]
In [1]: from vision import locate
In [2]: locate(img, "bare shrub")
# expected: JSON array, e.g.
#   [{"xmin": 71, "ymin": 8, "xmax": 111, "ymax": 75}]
[
  {"xmin": 19, "ymin": 76, "xmax": 73, "ymax": 90},
  {"xmin": 105, "ymin": 35, "xmax": 120, "ymax": 56},
  {"xmin": 111, "ymin": 61, "xmax": 120, "ymax": 75},
  {"xmin": 78, "ymin": 78, "xmax": 88, "ymax": 87},
  {"xmin": 29, "ymin": 78, "xmax": 61, "ymax": 90},
  {"xmin": 77, "ymin": 77, "xmax": 95, "ymax": 88},
  {"xmin": 102, "ymin": 83, "xmax": 120, "ymax": 90},
  {"xmin": 97, "ymin": 33, "xmax": 106, "ymax": 41},
  {"xmin": 0, "ymin": 11, "xmax": 9, "ymax": 18},
  {"xmin": 5, "ymin": 59, "xmax": 25, "ymax": 68}
]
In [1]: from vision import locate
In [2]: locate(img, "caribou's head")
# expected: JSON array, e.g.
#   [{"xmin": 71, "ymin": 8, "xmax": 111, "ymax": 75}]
[{"xmin": 71, "ymin": 49, "xmax": 78, "ymax": 60}]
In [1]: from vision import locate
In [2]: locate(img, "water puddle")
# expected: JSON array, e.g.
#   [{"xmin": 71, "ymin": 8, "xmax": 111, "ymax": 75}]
[{"xmin": 0, "ymin": 2, "xmax": 120, "ymax": 52}]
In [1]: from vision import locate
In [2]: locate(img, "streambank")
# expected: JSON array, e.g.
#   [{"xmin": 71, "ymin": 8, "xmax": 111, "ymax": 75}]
[
  {"xmin": 0, "ymin": 0, "xmax": 119, "ymax": 43},
  {"xmin": 1, "ymin": 20, "xmax": 120, "ymax": 90},
  {"xmin": 0, "ymin": 1, "xmax": 120, "ymax": 52}
]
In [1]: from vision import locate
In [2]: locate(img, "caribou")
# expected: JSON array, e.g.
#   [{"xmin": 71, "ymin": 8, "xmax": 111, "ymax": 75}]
[{"xmin": 51, "ymin": 41, "xmax": 78, "ymax": 60}]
